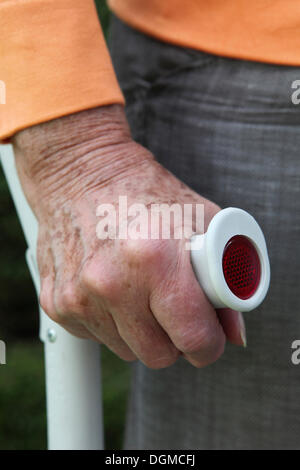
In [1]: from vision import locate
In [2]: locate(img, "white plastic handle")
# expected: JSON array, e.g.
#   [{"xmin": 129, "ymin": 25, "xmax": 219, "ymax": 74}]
[{"xmin": 190, "ymin": 207, "xmax": 270, "ymax": 312}]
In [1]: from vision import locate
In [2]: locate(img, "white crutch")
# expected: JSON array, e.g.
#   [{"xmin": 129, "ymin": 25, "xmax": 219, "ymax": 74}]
[{"xmin": 0, "ymin": 144, "xmax": 104, "ymax": 450}]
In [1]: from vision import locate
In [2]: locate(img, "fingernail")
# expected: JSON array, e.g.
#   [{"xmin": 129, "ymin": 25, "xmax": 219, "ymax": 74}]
[{"xmin": 238, "ymin": 312, "xmax": 247, "ymax": 348}]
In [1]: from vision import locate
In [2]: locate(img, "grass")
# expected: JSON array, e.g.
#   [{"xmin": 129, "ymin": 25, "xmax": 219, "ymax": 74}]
[{"xmin": 0, "ymin": 341, "xmax": 131, "ymax": 449}]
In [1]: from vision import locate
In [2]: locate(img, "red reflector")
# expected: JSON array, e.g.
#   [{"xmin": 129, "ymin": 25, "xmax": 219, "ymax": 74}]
[{"xmin": 222, "ymin": 235, "xmax": 261, "ymax": 299}]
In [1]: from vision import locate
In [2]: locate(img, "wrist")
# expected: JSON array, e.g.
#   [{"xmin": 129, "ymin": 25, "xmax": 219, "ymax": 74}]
[
  {"xmin": 13, "ymin": 104, "xmax": 131, "ymax": 156},
  {"xmin": 12, "ymin": 105, "xmax": 153, "ymax": 208}
]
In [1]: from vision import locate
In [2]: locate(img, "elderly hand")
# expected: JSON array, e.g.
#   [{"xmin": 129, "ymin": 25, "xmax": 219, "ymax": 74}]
[{"xmin": 12, "ymin": 105, "xmax": 246, "ymax": 369}]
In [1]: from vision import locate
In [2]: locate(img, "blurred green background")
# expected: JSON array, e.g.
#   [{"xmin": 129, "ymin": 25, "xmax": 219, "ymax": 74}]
[{"xmin": 0, "ymin": 0, "xmax": 131, "ymax": 450}]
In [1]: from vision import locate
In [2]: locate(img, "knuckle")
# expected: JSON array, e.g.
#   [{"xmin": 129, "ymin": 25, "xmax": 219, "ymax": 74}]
[
  {"xmin": 174, "ymin": 325, "xmax": 220, "ymax": 355},
  {"xmin": 59, "ymin": 289, "xmax": 77, "ymax": 314},
  {"xmin": 39, "ymin": 291, "xmax": 59, "ymax": 323},
  {"xmin": 118, "ymin": 351, "xmax": 137, "ymax": 363},
  {"xmin": 143, "ymin": 354, "xmax": 178, "ymax": 370},
  {"xmin": 56, "ymin": 283, "xmax": 85, "ymax": 317},
  {"xmin": 81, "ymin": 264, "xmax": 119, "ymax": 300},
  {"xmin": 123, "ymin": 239, "xmax": 158, "ymax": 266},
  {"xmin": 140, "ymin": 347, "xmax": 179, "ymax": 370},
  {"xmin": 187, "ymin": 336, "xmax": 226, "ymax": 368}
]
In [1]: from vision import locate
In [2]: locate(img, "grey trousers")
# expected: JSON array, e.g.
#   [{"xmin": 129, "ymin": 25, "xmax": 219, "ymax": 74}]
[{"xmin": 109, "ymin": 16, "xmax": 300, "ymax": 450}]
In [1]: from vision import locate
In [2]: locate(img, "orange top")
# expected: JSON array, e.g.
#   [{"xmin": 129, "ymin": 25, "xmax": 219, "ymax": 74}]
[
  {"xmin": 0, "ymin": 0, "xmax": 124, "ymax": 141},
  {"xmin": 1, "ymin": 0, "xmax": 300, "ymax": 141},
  {"xmin": 109, "ymin": 0, "xmax": 300, "ymax": 65}
]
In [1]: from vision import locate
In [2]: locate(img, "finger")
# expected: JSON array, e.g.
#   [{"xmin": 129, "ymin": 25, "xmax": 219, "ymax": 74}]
[
  {"xmin": 58, "ymin": 323, "xmax": 100, "ymax": 341},
  {"xmin": 40, "ymin": 275, "xmax": 99, "ymax": 340},
  {"xmin": 150, "ymin": 243, "xmax": 226, "ymax": 368},
  {"xmin": 216, "ymin": 309, "xmax": 247, "ymax": 347},
  {"xmin": 82, "ymin": 305, "xmax": 138, "ymax": 362},
  {"xmin": 56, "ymin": 290, "xmax": 137, "ymax": 361},
  {"xmin": 81, "ymin": 252, "xmax": 178, "ymax": 368},
  {"xmin": 111, "ymin": 301, "xmax": 180, "ymax": 369}
]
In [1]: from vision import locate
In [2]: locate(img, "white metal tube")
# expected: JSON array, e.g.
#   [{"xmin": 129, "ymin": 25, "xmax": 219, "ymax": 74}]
[{"xmin": 0, "ymin": 144, "xmax": 104, "ymax": 450}]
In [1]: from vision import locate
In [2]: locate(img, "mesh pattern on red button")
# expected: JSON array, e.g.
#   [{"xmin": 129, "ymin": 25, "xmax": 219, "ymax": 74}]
[{"xmin": 222, "ymin": 235, "xmax": 261, "ymax": 300}]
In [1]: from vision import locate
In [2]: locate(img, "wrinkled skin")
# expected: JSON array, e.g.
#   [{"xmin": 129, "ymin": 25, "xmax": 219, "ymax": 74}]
[{"xmin": 12, "ymin": 105, "xmax": 246, "ymax": 369}]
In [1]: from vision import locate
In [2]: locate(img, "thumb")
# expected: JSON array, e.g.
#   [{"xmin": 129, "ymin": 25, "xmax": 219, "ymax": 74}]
[{"xmin": 216, "ymin": 308, "xmax": 247, "ymax": 347}]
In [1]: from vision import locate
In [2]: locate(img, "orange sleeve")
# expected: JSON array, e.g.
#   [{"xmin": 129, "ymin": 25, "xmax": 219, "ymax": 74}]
[{"xmin": 0, "ymin": 0, "xmax": 124, "ymax": 142}]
